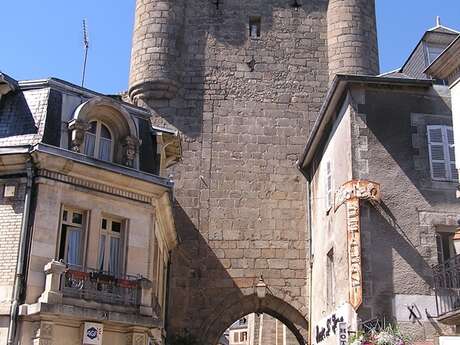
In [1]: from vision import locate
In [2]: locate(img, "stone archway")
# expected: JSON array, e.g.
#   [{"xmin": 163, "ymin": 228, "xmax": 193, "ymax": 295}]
[{"xmin": 200, "ymin": 293, "xmax": 309, "ymax": 345}]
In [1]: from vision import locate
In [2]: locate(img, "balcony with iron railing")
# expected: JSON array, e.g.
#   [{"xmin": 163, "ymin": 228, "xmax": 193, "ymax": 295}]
[
  {"xmin": 38, "ymin": 260, "xmax": 157, "ymax": 318},
  {"xmin": 62, "ymin": 267, "xmax": 140, "ymax": 306},
  {"xmin": 433, "ymin": 254, "xmax": 460, "ymax": 324}
]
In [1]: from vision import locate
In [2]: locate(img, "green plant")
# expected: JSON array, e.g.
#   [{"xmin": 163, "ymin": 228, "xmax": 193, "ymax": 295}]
[{"xmin": 349, "ymin": 323, "xmax": 411, "ymax": 345}]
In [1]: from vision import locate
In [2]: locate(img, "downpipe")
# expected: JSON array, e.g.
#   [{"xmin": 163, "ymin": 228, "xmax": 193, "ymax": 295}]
[
  {"xmin": 7, "ymin": 161, "xmax": 34, "ymax": 345},
  {"xmin": 296, "ymin": 162, "xmax": 313, "ymax": 345}
]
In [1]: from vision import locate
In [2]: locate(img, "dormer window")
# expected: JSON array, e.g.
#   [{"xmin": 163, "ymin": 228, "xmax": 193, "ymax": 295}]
[
  {"xmin": 70, "ymin": 97, "xmax": 141, "ymax": 167},
  {"xmin": 426, "ymin": 44, "xmax": 445, "ymax": 65},
  {"xmin": 84, "ymin": 120, "xmax": 113, "ymax": 162}
]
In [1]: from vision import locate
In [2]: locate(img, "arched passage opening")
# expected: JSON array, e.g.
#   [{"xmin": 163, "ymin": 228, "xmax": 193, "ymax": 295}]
[{"xmin": 200, "ymin": 294, "xmax": 308, "ymax": 345}]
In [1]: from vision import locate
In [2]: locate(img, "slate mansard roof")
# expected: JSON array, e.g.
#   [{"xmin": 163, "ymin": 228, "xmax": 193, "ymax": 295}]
[
  {"xmin": 0, "ymin": 73, "xmax": 152, "ymax": 148},
  {"xmin": 0, "ymin": 71, "xmax": 180, "ymax": 186},
  {"xmin": 0, "ymin": 85, "xmax": 50, "ymax": 147}
]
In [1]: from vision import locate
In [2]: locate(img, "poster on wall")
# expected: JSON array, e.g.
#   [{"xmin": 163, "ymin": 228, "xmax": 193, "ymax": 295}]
[
  {"xmin": 334, "ymin": 180, "xmax": 381, "ymax": 310},
  {"xmin": 337, "ymin": 322, "xmax": 348, "ymax": 345},
  {"xmin": 313, "ymin": 303, "xmax": 355, "ymax": 345},
  {"xmin": 83, "ymin": 322, "xmax": 103, "ymax": 345}
]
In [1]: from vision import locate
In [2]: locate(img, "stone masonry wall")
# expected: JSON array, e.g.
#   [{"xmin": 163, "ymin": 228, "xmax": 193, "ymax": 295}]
[
  {"xmin": 129, "ymin": 0, "xmax": 378, "ymax": 342},
  {"xmin": 136, "ymin": 1, "xmax": 329, "ymax": 340},
  {"xmin": 0, "ymin": 182, "xmax": 25, "ymax": 307},
  {"xmin": 327, "ymin": 0, "xmax": 379, "ymax": 80}
]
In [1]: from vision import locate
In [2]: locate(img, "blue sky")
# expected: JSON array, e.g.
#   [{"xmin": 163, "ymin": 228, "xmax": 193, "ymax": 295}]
[{"xmin": 1, "ymin": 1, "xmax": 459, "ymax": 94}]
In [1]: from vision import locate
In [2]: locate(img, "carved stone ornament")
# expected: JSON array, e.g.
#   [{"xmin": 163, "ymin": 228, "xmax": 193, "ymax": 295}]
[
  {"xmin": 135, "ymin": 334, "xmax": 146, "ymax": 345},
  {"xmin": 126, "ymin": 333, "xmax": 147, "ymax": 345},
  {"xmin": 149, "ymin": 328, "xmax": 163, "ymax": 345},
  {"xmin": 334, "ymin": 180, "xmax": 381, "ymax": 212},
  {"xmin": 123, "ymin": 135, "xmax": 141, "ymax": 167},
  {"xmin": 68, "ymin": 119, "xmax": 90, "ymax": 153}
]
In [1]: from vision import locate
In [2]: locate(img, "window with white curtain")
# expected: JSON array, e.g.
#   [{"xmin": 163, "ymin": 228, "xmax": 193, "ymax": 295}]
[
  {"xmin": 58, "ymin": 207, "xmax": 86, "ymax": 268},
  {"xmin": 83, "ymin": 120, "xmax": 113, "ymax": 162},
  {"xmin": 98, "ymin": 217, "xmax": 124, "ymax": 276},
  {"xmin": 427, "ymin": 125, "xmax": 457, "ymax": 181}
]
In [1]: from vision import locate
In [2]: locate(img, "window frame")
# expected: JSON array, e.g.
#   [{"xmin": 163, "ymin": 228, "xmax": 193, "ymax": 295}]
[
  {"xmin": 427, "ymin": 125, "xmax": 457, "ymax": 182},
  {"xmin": 57, "ymin": 206, "xmax": 88, "ymax": 269},
  {"xmin": 249, "ymin": 16, "xmax": 261, "ymax": 39},
  {"xmin": 425, "ymin": 44, "xmax": 446, "ymax": 65},
  {"xmin": 326, "ymin": 248, "xmax": 335, "ymax": 308},
  {"xmin": 97, "ymin": 215, "xmax": 127, "ymax": 276},
  {"xmin": 325, "ymin": 160, "xmax": 333, "ymax": 213},
  {"xmin": 232, "ymin": 330, "xmax": 248, "ymax": 344},
  {"xmin": 83, "ymin": 119, "xmax": 115, "ymax": 162},
  {"xmin": 436, "ymin": 227, "xmax": 459, "ymax": 265}
]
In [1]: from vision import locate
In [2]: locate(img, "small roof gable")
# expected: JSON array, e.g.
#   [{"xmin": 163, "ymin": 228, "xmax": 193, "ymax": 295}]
[
  {"xmin": 425, "ymin": 35, "xmax": 460, "ymax": 82},
  {"xmin": 427, "ymin": 22, "xmax": 460, "ymax": 35},
  {"xmin": 401, "ymin": 20, "xmax": 459, "ymax": 79}
]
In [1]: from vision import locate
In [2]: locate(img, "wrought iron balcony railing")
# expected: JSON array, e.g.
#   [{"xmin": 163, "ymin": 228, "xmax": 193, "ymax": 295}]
[
  {"xmin": 433, "ymin": 254, "xmax": 460, "ymax": 317},
  {"xmin": 62, "ymin": 267, "xmax": 141, "ymax": 306}
]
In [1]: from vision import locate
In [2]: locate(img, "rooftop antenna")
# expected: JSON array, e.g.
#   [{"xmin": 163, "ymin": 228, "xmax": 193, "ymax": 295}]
[
  {"xmin": 81, "ymin": 19, "xmax": 90, "ymax": 88},
  {"xmin": 436, "ymin": 16, "xmax": 441, "ymax": 27}
]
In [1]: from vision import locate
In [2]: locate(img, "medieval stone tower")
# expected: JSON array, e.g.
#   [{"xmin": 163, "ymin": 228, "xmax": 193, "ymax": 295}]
[{"xmin": 128, "ymin": 0, "xmax": 378, "ymax": 344}]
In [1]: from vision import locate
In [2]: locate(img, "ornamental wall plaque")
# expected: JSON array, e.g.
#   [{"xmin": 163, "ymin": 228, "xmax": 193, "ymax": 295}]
[
  {"xmin": 334, "ymin": 180, "xmax": 381, "ymax": 310},
  {"xmin": 334, "ymin": 180, "xmax": 381, "ymax": 212}
]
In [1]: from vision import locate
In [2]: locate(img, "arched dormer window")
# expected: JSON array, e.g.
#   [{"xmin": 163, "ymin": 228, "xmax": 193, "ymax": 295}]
[
  {"xmin": 83, "ymin": 120, "xmax": 114, "ymax": 162},
  {"xmin": 69, "ymin": 97, "xmax": 140, "ymax": 167}
]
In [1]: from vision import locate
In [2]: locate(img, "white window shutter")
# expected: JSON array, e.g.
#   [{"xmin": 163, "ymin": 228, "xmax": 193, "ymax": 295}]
[
  {"xmin": 427, "ymin": 125, "xmax": 457, "ymax": 181},
  {"xmin": 427, "ymin": 126, "xmax": 447, "ymax": 180},
  {"xmin": 446, "ymin": 127, "xmax": 458, "ymax": 180}
]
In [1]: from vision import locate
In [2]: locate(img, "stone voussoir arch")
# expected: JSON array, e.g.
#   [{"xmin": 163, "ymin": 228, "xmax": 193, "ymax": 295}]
[{"xmin": 200, "ymin": 293, "xmax": 309, "ymax": 345}]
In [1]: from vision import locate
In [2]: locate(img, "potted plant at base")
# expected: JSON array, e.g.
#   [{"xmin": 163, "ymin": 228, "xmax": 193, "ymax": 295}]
[{"xmin": 349, "ymin": 323, "xmax": 410, "ymax": 345}]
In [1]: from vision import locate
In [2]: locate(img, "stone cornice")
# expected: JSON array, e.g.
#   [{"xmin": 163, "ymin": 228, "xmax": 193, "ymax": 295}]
[
  {"xmin": 156, "ymin": 193, "xmax": 179, "ymax": 251},
  {"xmin": 30, "ymin": 144, "xmax": 173, "ymax": 198},
  {"xmin": 37, "ymin": 169, "xmax": 152, "ymax": 204}
]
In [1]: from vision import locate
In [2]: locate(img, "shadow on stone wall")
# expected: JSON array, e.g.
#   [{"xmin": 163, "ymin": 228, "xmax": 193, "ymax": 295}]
[
  {"xmin": 146, "ymin": 1, "xmax": 329, "ymax": 343},
  {"xmin": 359, "ymin": 202, "xmax": 434, "ymax": 321},
  {"xmin": 362, "ymin": 89, "xmax": 452, "ymax": 205}
]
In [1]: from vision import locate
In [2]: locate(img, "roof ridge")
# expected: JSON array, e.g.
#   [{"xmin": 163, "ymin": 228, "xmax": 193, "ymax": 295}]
[{"xmin": 427, "ymin": 24, "xmax": 460, "ymax": 34}]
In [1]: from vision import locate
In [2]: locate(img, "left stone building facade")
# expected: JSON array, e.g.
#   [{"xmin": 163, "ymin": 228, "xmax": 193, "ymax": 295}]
[{"xmin": 0, "ymin": 72, "xmax": 181, "ymax": 345}]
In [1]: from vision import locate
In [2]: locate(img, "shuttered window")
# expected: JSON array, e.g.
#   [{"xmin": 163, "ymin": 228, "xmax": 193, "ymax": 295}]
[{"xmin": 427, "ymin": 125, "xmax": 457, "ymax": 181}]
